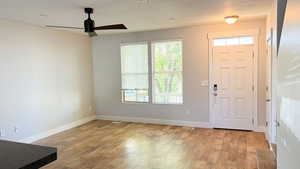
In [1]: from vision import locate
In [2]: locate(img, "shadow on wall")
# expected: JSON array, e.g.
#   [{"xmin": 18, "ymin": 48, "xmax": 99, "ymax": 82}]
[{"xmin": 277, "ymin": 0, "xmax": 287, "ymax": 50}]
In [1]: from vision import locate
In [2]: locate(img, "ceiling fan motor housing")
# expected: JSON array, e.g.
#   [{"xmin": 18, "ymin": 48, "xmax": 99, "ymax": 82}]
[
  {"xmin": 46, "ymin": 7, "xmax": 126, "ymax": 36},
  {"xmin": 84, "ymin": 18, "xmax": 95, "ymax": 33},
  {"xmin": 85, "ymin": 8, "xmax": 93, "ymax": 14},
  {"xmin": 84, "ymin": 8, "xmax": 95, "ymax": 32}
]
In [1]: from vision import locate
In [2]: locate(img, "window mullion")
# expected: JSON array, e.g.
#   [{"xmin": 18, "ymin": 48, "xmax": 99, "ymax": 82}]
[{"xmin": 148, "ymin": 41, "xmax": 153, "ymax": 104}]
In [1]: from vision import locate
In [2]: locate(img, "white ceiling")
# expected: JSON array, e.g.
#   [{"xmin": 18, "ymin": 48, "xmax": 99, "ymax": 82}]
[{"xmin": 0, "ymin": 0, "xmax": 272, "ymax": 34}]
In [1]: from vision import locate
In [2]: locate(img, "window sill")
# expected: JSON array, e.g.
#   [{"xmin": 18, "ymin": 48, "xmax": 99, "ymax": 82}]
[
  {"xmin": 121, "ymin": 102, "xmax": 184, "ymax": 105},
  {"xmin": 121, "ymin": 101, "xmax": 149, "ymax": 105}
]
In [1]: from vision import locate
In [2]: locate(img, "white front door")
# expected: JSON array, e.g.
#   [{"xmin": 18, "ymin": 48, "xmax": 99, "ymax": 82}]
[{"xmin": 212, "ymin": 45, "xmax": 254, "ymax": 130}]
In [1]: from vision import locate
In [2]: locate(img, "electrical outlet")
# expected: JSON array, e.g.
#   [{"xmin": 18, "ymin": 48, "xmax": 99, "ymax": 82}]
[
  {"xmin": 0, "ymin": 128, "xmax": 5, "ymax": 137},
  {"xmin": 14, "ymin": 126, "xmax": 19, "ymax": 133},
  {"xmin": 282, "ymin": 138, "xmax": 287, "ymax": 147}
]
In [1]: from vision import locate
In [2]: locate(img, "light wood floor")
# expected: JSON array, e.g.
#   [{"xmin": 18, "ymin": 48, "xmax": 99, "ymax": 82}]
[{"xmin": 37, "ymin": 120, "xmax": 269, "ymax": 169}]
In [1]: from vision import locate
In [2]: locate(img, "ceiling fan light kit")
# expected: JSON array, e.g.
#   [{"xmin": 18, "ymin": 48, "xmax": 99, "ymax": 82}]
[{"xmin": 46, "ymin": 8, "xmax": 127, "ymax": 37}]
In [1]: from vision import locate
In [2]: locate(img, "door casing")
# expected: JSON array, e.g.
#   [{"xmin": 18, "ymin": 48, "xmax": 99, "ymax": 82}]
[
  {"xmin": 208, "ymin": 29, "xmax": 260, "ymax": 131},
  {"xmin": 266, "ymin": 28, "xmax": 277, "ymax": 144},
  {"xmin": 266, "ymin": 28, "xmax": 273, "ymax": 141}
]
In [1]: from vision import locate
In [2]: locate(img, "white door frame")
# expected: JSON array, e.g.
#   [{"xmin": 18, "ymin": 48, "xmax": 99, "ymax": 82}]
[
  {"xmin": 208, "ymin": 29, "xmax": 260, "ymax": 130},
  {"xmin": 266, "ymin": 27, "xmax": 277, "ymax": 144},
  {"xmin": 266, "ymin": 28, "xmax": 273, "ymax": 142}
]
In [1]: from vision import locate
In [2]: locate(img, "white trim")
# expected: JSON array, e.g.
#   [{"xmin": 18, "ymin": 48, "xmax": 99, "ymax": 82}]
[
  {"xmin": 208, "ymin": 29, "xmax": 260, "ymax": 131},
  {"xmin": 96, "ymin": 115, "xmax": 212, "ymax": 128},
  {"xmin": 120, "ymin": 41, "xmax": 148, "ymax": 47},
  {"xmin": 208, "ymin": 29, "xmax": 260, "ymax": 39},
  {"xmin": 150, "ymin": 39, "xmax": 184, "ymax": 44},
  {"xmin": 265, "ymin": 28, "xmax": 272, "ymax": 143},
  {"xmin": 19, "ymin": 115, "xmax": 96, "ymax": 143},
  {"xmin": 266, "ymin": 27, "xmax": 277, "ymax": 144}
]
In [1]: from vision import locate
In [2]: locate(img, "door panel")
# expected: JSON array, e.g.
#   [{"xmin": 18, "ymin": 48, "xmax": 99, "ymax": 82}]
[{"xmin": 212, "ymin": 46, "xmax": 254, "ymax": 130}]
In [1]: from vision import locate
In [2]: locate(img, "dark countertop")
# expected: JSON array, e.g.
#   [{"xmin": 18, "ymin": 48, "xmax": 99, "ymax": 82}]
[{"xmin": 0, "ymin": 140, "xmax": 57, "ymax": 169}]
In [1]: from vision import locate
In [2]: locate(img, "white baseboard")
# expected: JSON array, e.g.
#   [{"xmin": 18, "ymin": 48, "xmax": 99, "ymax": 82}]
[
  {"xmin": 96, "ymin": 115, "xmax": 212, "ymax": 128},
  {"xmin": 97, "ymin": 115, "xmax": 268, "ymax": 133},
  {"xmin": 254, "ymin": 126, "xmax": 266, "ymax": 133},
  {"xmin": 19, "ymin": 115, "xmax": 96, "ymax": 143},
  {"xmin": 19, "ymin": 114, "xmax": 265, "ymax": 143}
]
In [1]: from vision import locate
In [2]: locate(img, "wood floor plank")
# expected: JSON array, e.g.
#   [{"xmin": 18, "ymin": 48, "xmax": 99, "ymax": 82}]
[
  {"xmin": 36, "ymin": 120, "xmax": 270, "ymax": 169},
  {"xmin": 256, "ymin": 150, "xmax": 276, "ymax": 169}
]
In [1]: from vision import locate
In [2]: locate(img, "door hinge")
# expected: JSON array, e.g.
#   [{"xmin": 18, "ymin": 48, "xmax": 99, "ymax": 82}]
[
  {"xmin": 252, "ymin": 118, "xmax": 255, "ymax": 124},
  {"xmin": 252, "ymin": 85, "xmax": 255, "ymax": 91}
]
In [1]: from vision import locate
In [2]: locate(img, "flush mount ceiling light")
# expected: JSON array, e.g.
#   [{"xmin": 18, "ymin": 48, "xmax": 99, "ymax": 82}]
[{"xmin": 224, "ymin": 15, "xmax": 239, "ymax": 24}]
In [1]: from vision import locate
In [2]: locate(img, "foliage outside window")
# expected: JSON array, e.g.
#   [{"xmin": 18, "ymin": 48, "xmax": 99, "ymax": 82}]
[{"xmin": 152, "ymin": 41, "xmax": 183, "ymax": 104}]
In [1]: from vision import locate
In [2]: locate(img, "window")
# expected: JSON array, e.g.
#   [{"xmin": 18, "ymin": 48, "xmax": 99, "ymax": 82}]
[
  {"xmin": 152, "ymin": 41, "xmax": 183, "ymax": 104},
  {"xmin": 213, "ymin": 36, "xmax": 254, "ymax": 46},
  {"xmin": 121, "ymin": 43, "xmax": 149, "ymax": 103},
  {"xmin": 120, "ymin": 40, "xmax": 183, "ymax": 104}
]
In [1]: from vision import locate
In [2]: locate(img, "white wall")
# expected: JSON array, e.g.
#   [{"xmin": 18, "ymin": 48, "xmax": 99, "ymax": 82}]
[
  {"xmin": 277, "ymin": 0, "xmax": 300, "ymax": 168},
  {"xmin": 93, "ymin": 19, "xmax": 267, "ymax": 127},
  {"xmin": 0, "ymin": 20, "xmax": 95, "ymax": 141}
]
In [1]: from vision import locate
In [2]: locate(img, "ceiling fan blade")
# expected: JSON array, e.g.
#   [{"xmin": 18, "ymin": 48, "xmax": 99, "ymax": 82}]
[
  {"xmin": 88, "ymin": 32, "xmax": 98, "ymax": 37},
  {"xmin": 94, "ymin": 24, "xmax": 127, "ymax": 30},
  {"xmin": 46, "ymin": 25, "xmax": 84, "ymax": 30}
]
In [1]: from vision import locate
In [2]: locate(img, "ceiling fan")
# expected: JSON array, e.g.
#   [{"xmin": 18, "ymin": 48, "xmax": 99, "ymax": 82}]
[{"xmin": 46, "ymin": 8, "xmax": 127, "ymax": 37}]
